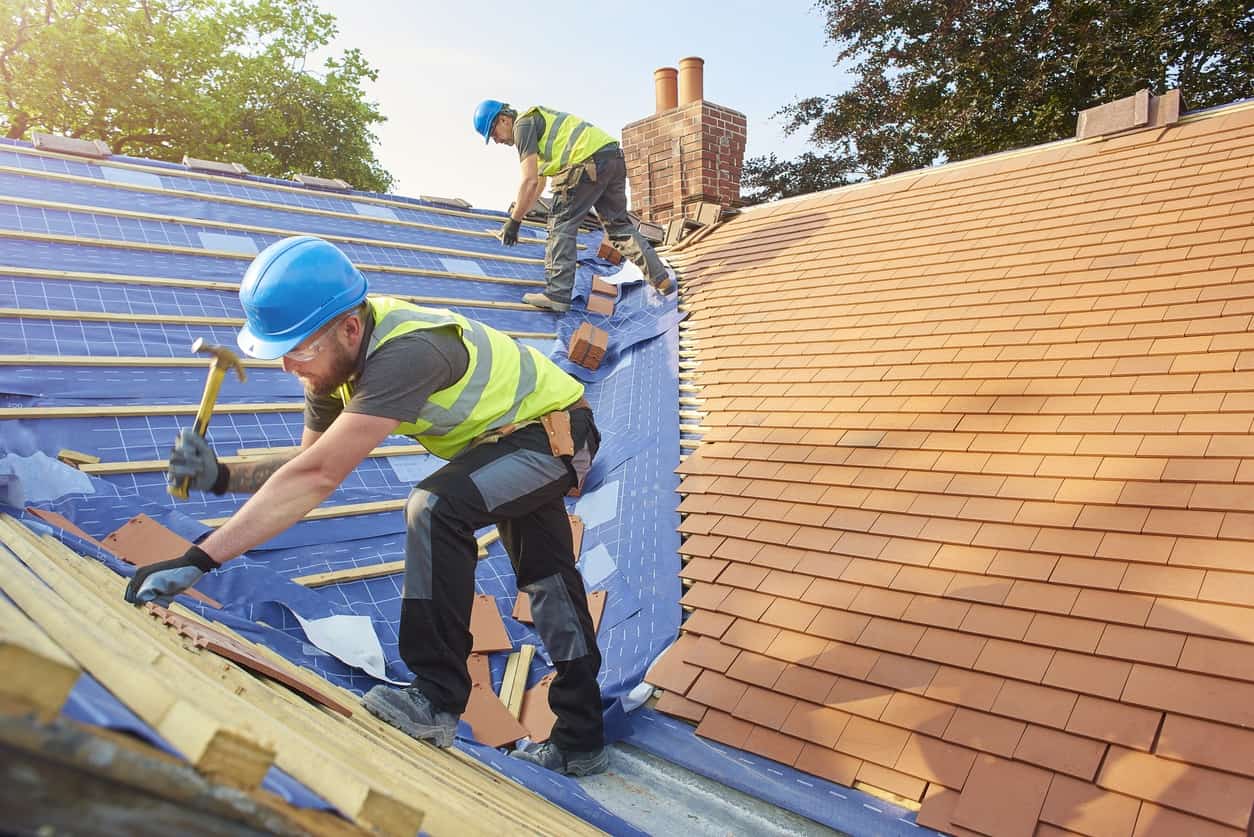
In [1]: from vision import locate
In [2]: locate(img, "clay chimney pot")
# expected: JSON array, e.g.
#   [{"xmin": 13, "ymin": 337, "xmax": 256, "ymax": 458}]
[
  {"xmin": 678, "ymin": 56, "xmax": 704, "ymax": 105},
  {"xmin": 654, "ymin": 67, "xmax": 678, "ymax": 112}
]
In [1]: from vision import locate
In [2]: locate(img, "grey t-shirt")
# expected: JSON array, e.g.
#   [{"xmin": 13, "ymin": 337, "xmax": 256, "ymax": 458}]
[
  {"xmin": 304, "ymin": 325, "xmax": 470, "ymax": 434},
  {"xmin": 514, "ymin": 112, "xmax": 542, "ymax": 161}
]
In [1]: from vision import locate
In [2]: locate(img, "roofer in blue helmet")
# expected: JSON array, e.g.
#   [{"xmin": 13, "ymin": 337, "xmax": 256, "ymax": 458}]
[
  {"xmin": 124, "ymin": 235, "xmax": 610, "ymax": 777},
  {"xmin": 473, "ymin": 99, "xmax": 673, "ymax": 312}
]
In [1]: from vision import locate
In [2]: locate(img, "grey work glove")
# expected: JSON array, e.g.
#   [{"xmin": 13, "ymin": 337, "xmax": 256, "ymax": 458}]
[
  {"xmin": 168, "ymin": 428, "xmax": 228, "ymax": 494},
  {"xmin": 123, "ymin": 545, "xmax": 218, "ymax": 607},
  {"xmin": 499, "ymin": 217, "xmax": 521, "ymax": 247}
]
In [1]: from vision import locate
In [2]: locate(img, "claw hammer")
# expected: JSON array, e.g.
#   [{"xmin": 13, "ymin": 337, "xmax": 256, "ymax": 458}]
[{"xmin": 168, "ymin": 338, "xmax": 247, "ymax": 500}]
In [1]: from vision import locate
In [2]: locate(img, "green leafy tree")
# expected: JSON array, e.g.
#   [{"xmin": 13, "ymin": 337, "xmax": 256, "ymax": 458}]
[
  {"xmin": 743, "ymin": 0, "xmax": 1254, "ymax": 203},
  {"xmin": 0, "ymin": 0, "xmax": 392, "ymax": 192}
]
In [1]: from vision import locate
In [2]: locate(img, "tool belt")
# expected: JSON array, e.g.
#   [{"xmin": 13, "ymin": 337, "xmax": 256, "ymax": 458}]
[
  {"xmin": 550, "ymin": 145, "xmax": 621, "ymax": 195},
  {"xmin": 472, "ymin": 397, "xmax": 593, "ymax": 495}
]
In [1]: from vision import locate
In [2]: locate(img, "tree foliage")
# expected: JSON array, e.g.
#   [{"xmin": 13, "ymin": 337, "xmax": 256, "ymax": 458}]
[
  {"xmin": 0, "ymin": 0, "xmax": 392, "ymax": 192},
  {"xmin": 742, "ymin": 0, "xmax": 1254, "ymax": 203}
]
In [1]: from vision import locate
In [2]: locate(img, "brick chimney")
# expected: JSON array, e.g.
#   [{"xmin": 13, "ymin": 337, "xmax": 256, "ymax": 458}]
[{"xmin": 622, "ymin": 57, "xmax": 747, "ymax": 224}]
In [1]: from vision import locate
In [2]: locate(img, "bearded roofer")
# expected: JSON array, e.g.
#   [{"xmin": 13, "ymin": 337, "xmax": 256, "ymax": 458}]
[
  {"xmin": 124, "ymin": 235, "xmax": 610, "ymax": 777},
  {"xmin": 474, "ymin": 99, "xmax": 673, "ymax": 312}
]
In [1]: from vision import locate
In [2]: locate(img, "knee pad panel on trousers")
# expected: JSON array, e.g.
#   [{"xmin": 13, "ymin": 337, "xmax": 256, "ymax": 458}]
[
  {"xmin": 403, "ymin": 488, "xmax": 439, "ymax": 599},
  {"xmin": 522, "ymin": 573, "xmax": 590, "ymax": 662}
]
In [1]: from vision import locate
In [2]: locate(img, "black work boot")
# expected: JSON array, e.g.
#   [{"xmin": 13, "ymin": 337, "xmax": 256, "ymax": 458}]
[
  {"xmin": 510, "ymin": 740, "xmax": 609, "ymax": 776},
  {"xmin": 521, "ymin": 292, "xmax": 571, "ymax": 313},
  {"xmin": 362, "ymin": 685, "xmax": 458, "ymax": 748}
]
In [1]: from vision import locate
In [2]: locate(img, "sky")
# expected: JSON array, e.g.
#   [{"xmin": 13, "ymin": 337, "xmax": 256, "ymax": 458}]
[{"xmin": 311, "ymin": 0, "xmax": 851, "ymax": 208}]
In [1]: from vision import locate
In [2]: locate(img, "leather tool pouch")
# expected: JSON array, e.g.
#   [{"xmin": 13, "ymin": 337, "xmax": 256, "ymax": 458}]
[
  {"xmin": 540, "ymin": 409, "xmax": 575, "ymax": 458},
  {"xmin": 551, "ymin": 164, "xmax": 585, "ymax": 196}
]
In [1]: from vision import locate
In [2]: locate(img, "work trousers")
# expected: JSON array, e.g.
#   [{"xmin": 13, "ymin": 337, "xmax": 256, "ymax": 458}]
[
  {"xmin": 544, "ymin": 146, "xmax": 667, "ymax": 305},
  {"xmin": 397, "ymin": 407, "xmax": 604, "ymax": 752}
]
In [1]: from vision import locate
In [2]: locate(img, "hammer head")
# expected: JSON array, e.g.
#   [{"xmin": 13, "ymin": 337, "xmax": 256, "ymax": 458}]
[{"xmin": 191, "ymin": 338, "xmax": 247, "ymax": 382}]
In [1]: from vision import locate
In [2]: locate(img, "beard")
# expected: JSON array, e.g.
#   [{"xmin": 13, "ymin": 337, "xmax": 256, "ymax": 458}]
[{"xmin": 299, "ymin": 340, "xmax": 358, "ymax": 397}]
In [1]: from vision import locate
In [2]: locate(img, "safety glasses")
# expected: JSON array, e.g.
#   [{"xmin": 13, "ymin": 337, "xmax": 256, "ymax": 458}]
[{"xmin": 284, "ymin": 316, "xmax": 345, "ymax": 362}]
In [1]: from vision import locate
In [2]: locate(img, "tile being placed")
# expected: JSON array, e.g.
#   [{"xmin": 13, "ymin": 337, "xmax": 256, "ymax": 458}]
[{"xmin": 102, "ymin": 514, "xmax": 221, "ymax": 608}]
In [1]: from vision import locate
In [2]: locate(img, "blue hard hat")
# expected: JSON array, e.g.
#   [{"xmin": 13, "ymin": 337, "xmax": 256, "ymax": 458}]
[
  {"xmin": 236, "ymin": 236, "xmax": 368, "ymax": 360},
  {"xmin": 473, "ymin": 99, "xmax": 507, "ymax": 144}
]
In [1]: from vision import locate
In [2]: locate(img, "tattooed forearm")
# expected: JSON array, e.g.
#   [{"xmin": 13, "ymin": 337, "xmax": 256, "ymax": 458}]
[{"xmin": 226, "ymin": 454, "xmax": 298, "ymax": 493}]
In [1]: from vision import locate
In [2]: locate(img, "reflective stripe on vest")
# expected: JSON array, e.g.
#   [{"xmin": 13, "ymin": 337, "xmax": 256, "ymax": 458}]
[
  {"xmin": 336, "ymin": 297, "xmax": 584, "ymax": 459},
  {"xmin": 522, "ymin": 105, "xmax": 617, "ymax": 177}
]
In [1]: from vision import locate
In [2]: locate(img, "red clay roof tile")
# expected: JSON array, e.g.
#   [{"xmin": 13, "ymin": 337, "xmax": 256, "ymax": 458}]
[
  {"xmin": 951, "ymin": 754, "xmax": 1052, "ymax": 837},
  {"xmin": 694, "ymin": 709, "xmax": 755, "ymax": 749},
  {"xmin": 780, "ymin": 701, "xmax": 850, "ymax": 748},
  {"xmin": 794, "ymin": 743, "xmax": 862, "ymax": 787},
  {"xmin": 925, "ymin": 666, "xmax": 1005, "ymax": 712},
  {"xmin": 1098, "ymin": 745, "xmax": 1254, "ymax": 829},
  {"xmin": 1014, "ymin": 724, "xmax": 1108, "ymax": 780},
  {"xmin": 836, "ymin": 715, "xmax": 912, "ymax": 766},
  {"xmin": 732, "ymin": 685, "xmax": 798, "ymax": 729},
  {"xmin": 991, "ymin": 679, "xmax": 1078, "ymax": 731},
  {"xmin": 686, "ymin": 670, "xmax": 747, "ymax": 714},
  {"xmin": 1041, "ymin": 774, "xmax": 1141, "ymax": 837},
  {"xmin": 679, "ymin": 609, "xmax": 735, "ymax": 638},
  {"xmin": 856, "ymin": 761, "xmax": 927, "ymax": 801},
  {"xmin": 1065, "ymin": 694, "xmax": 1161, "ymax": 752},
  {"xmin": 744, "ymin": 724, "xmax": 806, "ymax": 767},
  {"xmin": 943, "ymin": 707, "xmax": 1027, "ymax": 758}
]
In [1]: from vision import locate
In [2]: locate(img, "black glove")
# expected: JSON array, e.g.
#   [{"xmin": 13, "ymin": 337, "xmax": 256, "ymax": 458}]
[
  {"xmin": 123, "ymin": 545, "xmax": 219, "ymax": 607},
  {"xmin": 499, "ymin": 217, "xmax": 521, "ymax": 247},
  {"xmin": 168, "ymin": 428, "xmax": 229, "ymax": 494}
]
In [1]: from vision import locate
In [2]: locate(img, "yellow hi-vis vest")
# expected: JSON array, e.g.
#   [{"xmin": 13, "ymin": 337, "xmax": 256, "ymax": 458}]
[
  {"xmin": 522, "ymin": 105, "xmax": 617, "ymax": 177},
  {"xmin": 335, "ymin": 297, "xmax": 584, "ymax": 459}
]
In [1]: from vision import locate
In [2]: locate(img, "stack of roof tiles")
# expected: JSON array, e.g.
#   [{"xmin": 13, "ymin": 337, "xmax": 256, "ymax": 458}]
[{"xmin": 652, "ymin": 101, "xmax": 1254, "ymax": 836}]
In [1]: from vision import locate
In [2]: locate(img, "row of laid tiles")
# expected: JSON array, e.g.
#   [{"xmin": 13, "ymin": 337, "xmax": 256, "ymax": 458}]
[
  {"xmin": 679, "ymin": 512, "xmax": 1203, "ymax": 597},
  {"xmin": 682, "ymin": 260, "xmax": 1254, "ymax": 334},
  {"xmin": 679, "ymin": 248, "xmax": 1254, "ymax": 320},
  {"xmin": 680, "ymin": 231, "xmax": 1254, "ymax": 319},
  {"xmin": 677, "ymin": 226, "xmax": 1253, "ymax": 317},
  {"xmin": 681, "ymin": 276, "xmax": 1254, "ymax": 343},
  {"xmin": 678, "ymin": 547, "xmax": 1254, "ymax": 673},
  {"xmin": 677, "ymin": 516, "xmax": 1254, "ymax": 645},
  {"xmin": 684, "ymin": 331, "xmax": 1254, "ymax": 372},
  {"xmin": 653, "ymin": 619, "xmax": 1149, "ymax": 759},
  {"xmin": 677, "ymin": 564, "xmax": 1254, "ymax": 708},
  {"xmin": 712, "ymin": 110, "xmax": 1252, "ymax": 245},
  {"xmin": 650, "ymin": 624, "xmax": 1254, "ymax": 831},
  {"xmin": 704, "ymin": 115, "xmax": 1254, "ymax": 249},
  {"xmin": 682, "ymin": 594, "xmax": 1254, "ymax": 731},
  {"xmin": 682, "ymin": 454, "xmax": 1254, "ymax": 559},
  {"xmin": 683, "ymin": 340, "xmax": 1254, "ymax": 378},
  {"xmin": 676, "ymin": 475, "xmax": 1254, "ymax": 573},
  {"xmin": 684, "ymin": 297, "xmax": 1254, "ymax": 349},
  {"xmin": 916, "ymin": 755, "xmax": 1249, "ymax": 837},
  {"xmin": 679, "ymin": 331, "xmax": 1254, "ymax": 375},
  {"xmin": 676, "ymin": 165, "xmax": 1250, "ymax": 288},
  {"xmin": 687, "ymin": 437, "xmax": 1254, "ymax": 482},
  {"xmin": 704, "ymin": 187, "xmax": 1252, "ymax": 281},
  {"xmin": 679, "ymin": 446, "xmax": 1254, "ymax": 513}
]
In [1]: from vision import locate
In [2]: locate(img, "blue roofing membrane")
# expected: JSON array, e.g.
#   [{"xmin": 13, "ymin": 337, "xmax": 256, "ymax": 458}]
[{"xmin": 0, "ymin": 138, "xmax": 931, "ymax": 836}]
